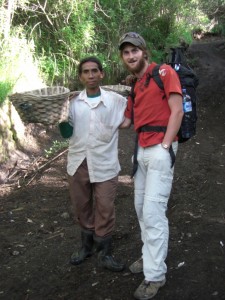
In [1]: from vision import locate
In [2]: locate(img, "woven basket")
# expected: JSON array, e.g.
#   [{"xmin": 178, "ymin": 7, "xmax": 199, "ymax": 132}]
[
  {"xmin": 101, "ymin": 85, "xmax": 131, "ymax": 96},
  {"xmin": 9, "ymin": 86, "xmax": 70, "ymax": 125}
]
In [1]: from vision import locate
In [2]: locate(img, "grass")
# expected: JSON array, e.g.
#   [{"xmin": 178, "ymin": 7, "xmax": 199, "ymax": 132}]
[{"xmin": 44, "ymin": 140, "xmax": 69, "ymax": 158}]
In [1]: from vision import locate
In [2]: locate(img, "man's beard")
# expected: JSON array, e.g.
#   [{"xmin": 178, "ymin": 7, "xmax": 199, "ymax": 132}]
[{"xmin": 126, "ymin": 57, "xmax": 146, "ymax": 74}]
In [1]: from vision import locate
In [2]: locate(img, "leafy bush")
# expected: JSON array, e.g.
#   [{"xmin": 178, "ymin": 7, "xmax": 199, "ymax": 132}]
[
  {"xmin": 0, "ymin": 81, "xmax": 13, "ymax": 105},
  {"xmin": 211, "ymin": 23, "xmax": 225, "ymax": 36},
  {"xmin": 0, "ymin": 0, "xmax": 216, "ymax": 91},
  {"xmin": 44, "ymin": 140, "xmax": 69, "ymax": 158},
  {"xmin": 0, "ymin": 30, "xmax": 44, "ymax": 105}
]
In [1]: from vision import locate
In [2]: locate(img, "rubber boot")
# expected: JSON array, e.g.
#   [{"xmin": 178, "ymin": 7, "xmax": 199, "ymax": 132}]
[
  {"xmin": 95, "ymin": 236, "xmax": 125, "ymax": 272},
  {"xmin": 70, "ymin": 230, "xmax": 94, "ymax": 265}
]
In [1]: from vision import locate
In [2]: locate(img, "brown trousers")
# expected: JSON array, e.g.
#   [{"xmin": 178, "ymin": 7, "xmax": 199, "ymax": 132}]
[{"xmin": 68, "ymin": 159, "xmax": 118, "ymax": 237}]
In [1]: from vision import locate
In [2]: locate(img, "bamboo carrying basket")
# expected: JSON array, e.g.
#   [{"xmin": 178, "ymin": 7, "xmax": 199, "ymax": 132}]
[
  {"xmin": 73, "ymin": 85, "xmax": 131, "ymax": 97},
  {"xmin": 101, "ymin": 84, "xmax": 131, "ymax": 96},
  {"xmin": 9, "ymin": 86, "xmax": 70, "ymax": 125}
]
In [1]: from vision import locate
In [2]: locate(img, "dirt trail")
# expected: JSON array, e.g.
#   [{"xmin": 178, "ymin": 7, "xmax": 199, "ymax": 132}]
[{"xmin": 0, "ymin": 37, "xmax": 225, "ymax": 300}]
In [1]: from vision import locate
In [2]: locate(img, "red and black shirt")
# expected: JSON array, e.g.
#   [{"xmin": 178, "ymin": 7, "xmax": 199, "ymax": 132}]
[{"xmin": 125, "ymin": 62, "xmax": 182, "ymax": 147}]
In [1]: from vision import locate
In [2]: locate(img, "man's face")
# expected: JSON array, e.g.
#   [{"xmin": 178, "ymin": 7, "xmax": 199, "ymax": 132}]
[
  {"xmin": 121, "ymin": 44, "xmax": 146, "ymax": 74},
  {"xmin": 79, "ymin": 62, "xmax": 104, "ymax": 91}
]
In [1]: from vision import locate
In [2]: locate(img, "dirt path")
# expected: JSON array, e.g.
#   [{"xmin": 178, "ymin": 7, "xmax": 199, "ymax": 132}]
[{"xmin": 0, "ymin": 37, "xmax": 225, "ymax": 300}]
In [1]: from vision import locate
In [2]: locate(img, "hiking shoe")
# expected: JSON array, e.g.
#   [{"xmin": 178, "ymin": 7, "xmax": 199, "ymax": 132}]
[
  {"xmin": 134, "ymin": 279, "xmax": 166, "ymax": 300},
  {"xmin": 129, "ymin": 257, "xmax": 143, "ymax": 274}
]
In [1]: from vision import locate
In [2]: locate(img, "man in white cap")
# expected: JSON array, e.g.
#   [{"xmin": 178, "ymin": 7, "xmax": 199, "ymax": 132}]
[{"xmin": 118, "ymin": 32, "xmax": 183, "ymax": 299}]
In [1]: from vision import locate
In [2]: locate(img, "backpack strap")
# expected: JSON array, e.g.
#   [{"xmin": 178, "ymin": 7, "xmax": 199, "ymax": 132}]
[
  {"xmin": 129, "ymin": 78, "xmax": 138, "ymax": 178},
  {"xmin": 131, "ymin": 133, "xmax": 139, "ymax": 178},
  {"xmin": 151, "ymin": 64, "xmax": 164, "ymax": 90},
  {"xmin": 129, "ymin": 64, "xmax": 164, "ymax": 100},
  {"xmin": 129, "ymin": 77, "xmax": 137, "ymax": 124}
]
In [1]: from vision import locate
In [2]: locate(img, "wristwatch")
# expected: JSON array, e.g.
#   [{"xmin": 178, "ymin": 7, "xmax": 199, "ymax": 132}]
[{"xmin": 161, "ymin": 143, "xmax": 169, "ymax": 150}]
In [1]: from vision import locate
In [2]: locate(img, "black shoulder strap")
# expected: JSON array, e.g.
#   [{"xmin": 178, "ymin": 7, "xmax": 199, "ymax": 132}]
[
  {"xmin": 130, "ymin": 64, "xmax": 166, "ymax": 100},
  {"xmin": 129, "ymin": 78, "xmax": 137, "ymax": 103},
  {"xmin": 151, "ymin": 64, "xmax": 164, "ymax": 90},
  {"xmin": 129, "ymin": 78, "xmax": 137, "ymax": 124},
  {"xmin": 130, "ymin": 64, "xmax": 164, "ymax": 99}
]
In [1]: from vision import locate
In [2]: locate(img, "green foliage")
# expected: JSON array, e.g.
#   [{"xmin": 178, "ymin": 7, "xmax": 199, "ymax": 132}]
[
  {"xmin": 166, "ymin": 23, "xmax": 193, "ymax": 48},
  {"xmin": 211, "ymin": 22, "xmax": 225, "ymax": 35},
  {"xmin": 0, "ymin": 26, "xmax": 44, "ymax": 104},
  {"xmin": 1, "ymin": 0, "xmax": 221, "ymax": 91},
  {"xmin": 10, "ymin": 0, "xmax": 96, "ymax": 87},
  {"xmin": 197, "ymin": 0, "xmax": 225, "ymax": 35},
  {"xmin": 0, "ymin": 81, "xmax": 13, "ymax": 105},
  {"xmin": 197, "ymin": 0, "xmax": 225, "ymax": 19},
  {"xmin": 44, "ymin": 140, "xmax": 69, "ymax": 158},
  {"xmin": 38, "ymin": 55, "xmax": 57, "ymax": 85}
]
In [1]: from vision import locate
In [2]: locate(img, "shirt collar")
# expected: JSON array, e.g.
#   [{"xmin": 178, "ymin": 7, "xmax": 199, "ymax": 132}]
[{"xmin": 78, "ymin": 88, "xmax": 108, "ymax": 107}]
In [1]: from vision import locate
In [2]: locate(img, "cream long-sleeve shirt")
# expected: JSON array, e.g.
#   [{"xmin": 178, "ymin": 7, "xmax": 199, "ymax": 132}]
[{"xmin": 67, "ymin": 88, "xmax": 127, "ymax": 182}]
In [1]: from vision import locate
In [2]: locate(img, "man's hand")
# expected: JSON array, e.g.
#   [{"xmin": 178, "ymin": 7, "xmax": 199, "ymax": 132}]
[
  {"xmin": 119, "ymin": 117, "xmax": 132, "ymax": 129},
  {"xmin": 121, "ymin": 75, "xmax": 136, "ymax": 86}
]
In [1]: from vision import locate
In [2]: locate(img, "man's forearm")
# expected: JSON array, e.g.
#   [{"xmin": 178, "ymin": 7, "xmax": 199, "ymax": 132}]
[
  {"xmin": 119, "ymin": 117, "xmax": 132, "ymax": 129},
  {"xmin": 162, "ymin": 110, "xmax": 183, "ymax": 146}
]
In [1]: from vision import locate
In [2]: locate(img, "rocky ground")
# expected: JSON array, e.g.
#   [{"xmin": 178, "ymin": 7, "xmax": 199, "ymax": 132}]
[{"xmin": 0, "ymin": 36, "xmax": 225, "ymax": 300}]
